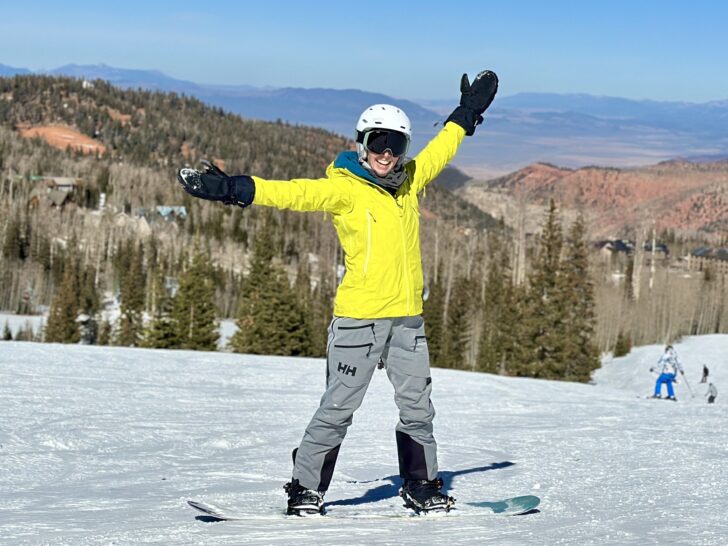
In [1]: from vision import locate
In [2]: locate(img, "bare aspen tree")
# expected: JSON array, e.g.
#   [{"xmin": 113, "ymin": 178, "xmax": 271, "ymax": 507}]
[
  {"xmin": 632, "ymin": 227, "xmax": 646, "ymax": 301},
  {"xmin": 434, "ymin": 220, "xmax": 440, "ymax": 283},
  {"xmin": 442, "ymin": 243, "xmax": 457, "ymax": 323}
]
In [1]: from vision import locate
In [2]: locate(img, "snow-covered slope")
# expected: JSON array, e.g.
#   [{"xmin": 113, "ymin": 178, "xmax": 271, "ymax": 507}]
[
  {"xmin": 1, "ymin": 338, "xmax": 725, "ymax": 545},
  {"xmin": 594, "ymin": 336, "xmax": 725, "ymax": 399}
]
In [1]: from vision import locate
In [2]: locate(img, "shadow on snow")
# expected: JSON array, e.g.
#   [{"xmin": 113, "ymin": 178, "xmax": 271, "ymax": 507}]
[{"xmin": 328, "ymin": 461, "xmax": 515, "ymax": 507}]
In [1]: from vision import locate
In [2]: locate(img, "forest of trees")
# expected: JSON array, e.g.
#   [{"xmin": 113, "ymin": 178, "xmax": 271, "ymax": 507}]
[
  {"xmin": 25, "ymin": 194, "xmax": 600, "ymax": 381},
  {"xmin": 2, "ymin": 75, "xmax": 726, "ymax": 383}
]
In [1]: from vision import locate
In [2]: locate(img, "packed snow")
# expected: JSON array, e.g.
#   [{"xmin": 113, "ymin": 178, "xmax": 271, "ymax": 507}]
[{"xmin": 1, "ymin": 333, "xmax": 726, "ymax": 545}]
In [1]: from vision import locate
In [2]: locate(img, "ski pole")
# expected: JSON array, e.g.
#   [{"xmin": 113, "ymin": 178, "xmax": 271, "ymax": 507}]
[{"xmin": 681, "ymin": 372, "xmax": 695, "ymax": 398}]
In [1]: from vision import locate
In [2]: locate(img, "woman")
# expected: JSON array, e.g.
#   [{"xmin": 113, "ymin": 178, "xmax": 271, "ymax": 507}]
[{"xmin": 178, "ymin": 70, "xmax": 498, "ymax": 515}]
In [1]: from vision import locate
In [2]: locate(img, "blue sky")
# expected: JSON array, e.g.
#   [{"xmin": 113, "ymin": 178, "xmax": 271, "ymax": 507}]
[{"xmin": 2, "ymin": 0, "xmax": 727, "ymax": 103}]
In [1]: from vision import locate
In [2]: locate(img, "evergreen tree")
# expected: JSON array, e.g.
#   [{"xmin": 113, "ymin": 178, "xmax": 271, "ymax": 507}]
[
  {"xmin": 15, "ymin": 322, "xmax": 36, "ymax": 342},
  {"xmin": 560, "ymin": 214, "xmax": 601, "ymax": 381},
  {"xmin": 623, "ymin": 254, "xmax": 635, "ymax": 301},
  {"xmin": 477, "ymin": 235, "xmax": 512, "ymax": 374},
  {"xmin": 98, "ymin": 320, "xmax": 113, "ymax": 346},
  {"xmin": 173, "ymin": 249, "xmax": 220, "ymax": 351},
  {"xmin": 521, "ymin": 200, "xmax": 568, "ymax": 379},
  {"xmin": 30, "ymin": 233, "xmax": 52, "ymax": 272},
  {"xmin": 45, "ymin": 259, "xmax": 81, "ymax": 343},
  {"xmin": 502, "ymin": 283, "xmax": 529, "ymax": 376},
  {"xmin": 293, "ymin": 259, "xmax": 317, "ymax": 349},
  {"xmin": 309, "ymin": 269, "xmax": 335, "ymax": 357},
  {"xmin": 78, "ymin": 265, "xmax": 101, "ymax": 315},
  {"xmin": 613, "ymin": 330, "xmax": 632, "ymax": 357},
  {"xmin": 2, "ymin": 213, "xmax": 31, "ymax": 261},
  {"xmin": 423, "ymin": 262, "xmax": 446, "ymax": 367},
  {"xmin": 144, "ymin": 265, "xmax": 179, "ymax": 349},
  {"xmin": 116, "ymin": 243, "xmax": 146, "ymax": 346},
  {"xmin": 1, "ymin": 215, "xmax": 19, "ymax": 260},
  {"xmin": 230, "ymin": 218, "xmax": 310, "ymax": 356},
  {"xmin": 3, "ymin": 321, "xmax": 12, "ymax": 341},
  {"xmin": 439, "ymin": 273, "xmax": 474, "ymax": 369}
]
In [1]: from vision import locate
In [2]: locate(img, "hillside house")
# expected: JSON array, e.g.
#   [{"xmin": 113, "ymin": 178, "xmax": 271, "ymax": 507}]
[
  {"xmin": 595, "ymin": 239, "xmax": 669, "ymax": 261},
  {"xmin": 30, "ymin": 176, "xmax": 79, "ymax": 192},
  {"xmin": 27, "ymin": 176, "xmax": 80, "ymax": 209},
  {"xmin": 687, "ymin": 247, "xmax": 728, "ymax": 275},
  {"xmin": 155, "ymin": 206, "xmax": 188, "ymax": 220},
  {"xmin": 113, "ymin": 212, "xmax": 152, "ymax": 238},
  {"xmin": 595, "ymin": 239, "xmax": 635, "ymax": 259},
  {"xmin": 643, "ymin": 241, "xmax": 670, "ymax": 257}
]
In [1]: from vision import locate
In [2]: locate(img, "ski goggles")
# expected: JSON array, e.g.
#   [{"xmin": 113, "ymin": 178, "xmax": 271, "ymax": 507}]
[{"xmin": 357, "ymin": 129, "xmax": 409, "ymax": 157}]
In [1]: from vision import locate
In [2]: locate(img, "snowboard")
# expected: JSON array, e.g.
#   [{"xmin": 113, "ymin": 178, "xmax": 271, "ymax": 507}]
[{"xmin": 188, "ymin": 495, "xmax": 540, "ymax": 521}]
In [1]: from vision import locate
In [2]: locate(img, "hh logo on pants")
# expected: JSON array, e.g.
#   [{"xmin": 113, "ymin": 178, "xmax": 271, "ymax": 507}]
[{"xmin": 337, "ymin": 362, "xmax": 357, "ymax": 377}]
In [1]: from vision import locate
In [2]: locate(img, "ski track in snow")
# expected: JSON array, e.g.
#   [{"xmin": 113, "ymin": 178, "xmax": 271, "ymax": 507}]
[{"xmin": 1, "ymin": 337, "xmax": 726, "ymax": 545}]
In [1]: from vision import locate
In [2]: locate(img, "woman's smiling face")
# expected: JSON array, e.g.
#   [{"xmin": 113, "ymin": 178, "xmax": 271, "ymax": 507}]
[{"xmin": 366, "ymin": 149, "xmax": 397, "ymax": 177}]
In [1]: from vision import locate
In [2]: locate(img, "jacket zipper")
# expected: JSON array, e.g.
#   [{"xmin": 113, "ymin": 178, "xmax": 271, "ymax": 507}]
[
  {"xmin": 359, "ymin": 176, "xmax": 411, "ymax": 312},
  {"xmin": 398, "ymin": 213, "xmax": 412, "ymax": 314},
  {"xmin": 364, "ymin": 210, "xmax": 374, "ymax": 278}
]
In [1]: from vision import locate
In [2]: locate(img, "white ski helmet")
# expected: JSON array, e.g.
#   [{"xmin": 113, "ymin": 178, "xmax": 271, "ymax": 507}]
[{"xmin": 355, "ymin": 104, "xmax": 411, "ymax": 162}]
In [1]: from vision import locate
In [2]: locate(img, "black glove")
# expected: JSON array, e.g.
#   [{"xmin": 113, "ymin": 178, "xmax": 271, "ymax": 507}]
[
  {"xmin": 177, "ymin": 160, "xmax": 255, "ymax": 207},
  {"xmin": 446, "ymin": 70, "xmax": 499, "ymax": 136}
]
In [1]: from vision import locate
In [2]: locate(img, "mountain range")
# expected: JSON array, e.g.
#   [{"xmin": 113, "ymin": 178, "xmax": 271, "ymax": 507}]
[
  {"xmin": 458, "ymin": 159, "xmax": 728, "ymax": 238},
  {"xmin": 2, "ymin": 63, "xmax": 727, "ymax": 176}
]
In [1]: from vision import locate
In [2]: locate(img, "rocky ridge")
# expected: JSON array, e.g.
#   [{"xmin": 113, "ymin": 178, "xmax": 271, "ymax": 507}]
[{"xmin": 459, "ymin": 160, "xmax": 728, "ymax": 238}]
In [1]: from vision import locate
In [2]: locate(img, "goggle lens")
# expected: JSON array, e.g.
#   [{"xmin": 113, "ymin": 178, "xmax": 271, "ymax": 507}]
[{"xmin": 362, "ymin": 130, "xmax": 409, "ymax": 157}]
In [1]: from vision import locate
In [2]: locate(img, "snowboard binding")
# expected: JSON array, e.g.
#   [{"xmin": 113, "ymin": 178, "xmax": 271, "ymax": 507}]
[
  {"xmin": 284, "ymin": 480, "xmax": 325, "ymax": 517},
  {"xmin": 399, "ymin": 478, "xmax": 455, "ymax": 514}
]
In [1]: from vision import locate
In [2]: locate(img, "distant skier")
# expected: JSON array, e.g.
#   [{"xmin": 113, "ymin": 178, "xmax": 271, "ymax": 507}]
[
  {"xmin": 700, "ymin": 364, "xmax": 709, "ymax": 383},
  {"xmin": 706, "ymin": 383, "xmax": 717, "ymax": 404},
  {"xmin": 177, "ymin": 71, "xmax": 499, "ymax": 515},
  {"xmin": 651, "ymin": 345, "xmax": 684, "ymax": 400}
]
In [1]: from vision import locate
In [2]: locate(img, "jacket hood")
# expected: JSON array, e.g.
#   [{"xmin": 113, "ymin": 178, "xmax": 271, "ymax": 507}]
[
  {"xmin": 333, "ymin": 151, "xmax": 408, "ymax": 192},
  {"xmin": 333, "ymin": 151, "xmax": 378, "ymax": 183}
]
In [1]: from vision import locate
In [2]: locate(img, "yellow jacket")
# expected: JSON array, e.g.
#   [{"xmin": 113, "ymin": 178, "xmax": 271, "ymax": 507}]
[{"xmin": 252, "ymin": 122, "xmax": 466, "ymax": 319}]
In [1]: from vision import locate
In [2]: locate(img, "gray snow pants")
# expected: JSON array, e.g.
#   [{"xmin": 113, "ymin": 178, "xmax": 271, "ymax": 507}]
[{"xmin": 292, "ymin": 315, "xmax": 437, "ymax": 492}]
